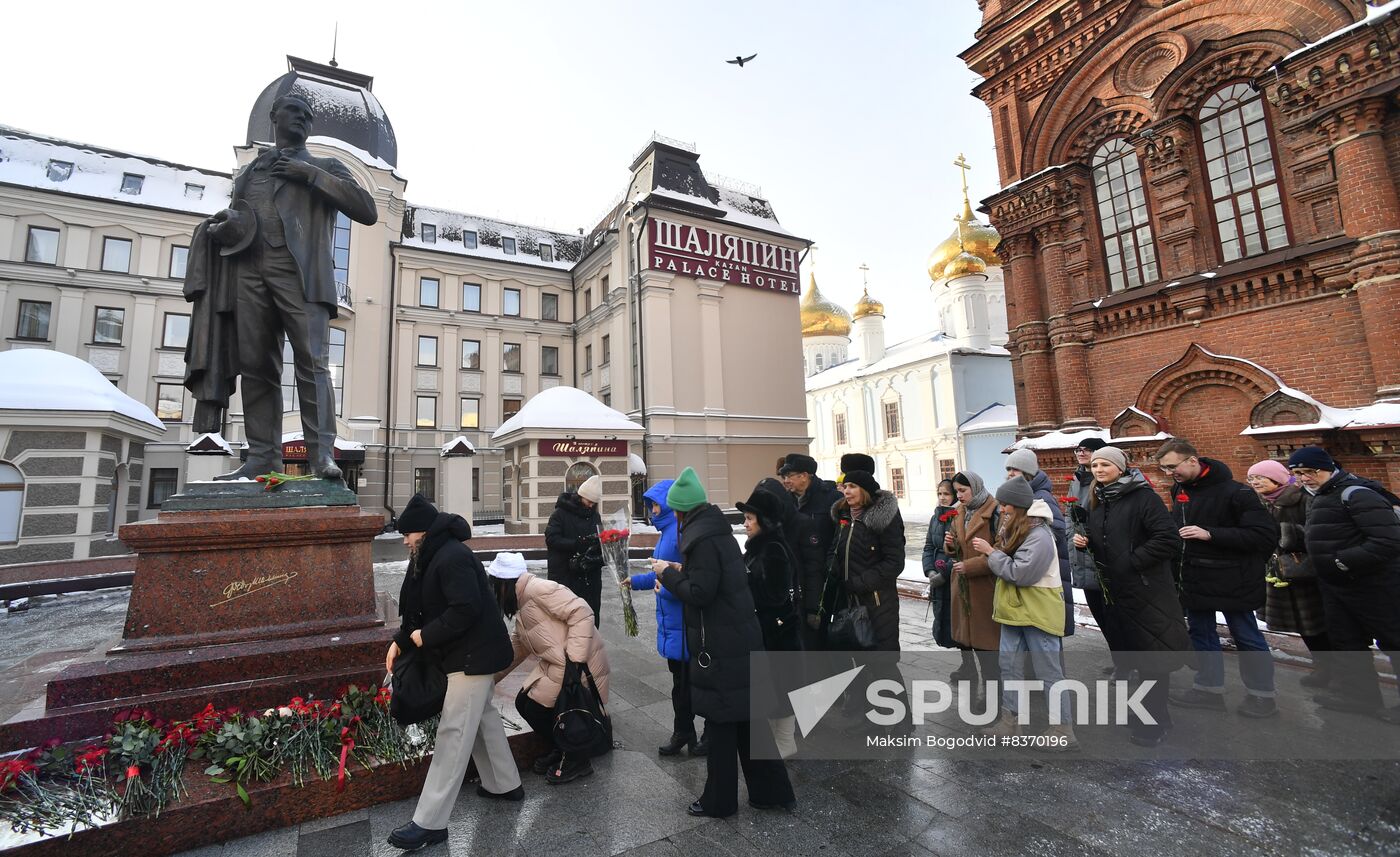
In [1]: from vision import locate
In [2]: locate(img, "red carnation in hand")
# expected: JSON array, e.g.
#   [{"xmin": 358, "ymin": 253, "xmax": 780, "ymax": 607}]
[
  {"xmin": 1060, "ymin": 496, "xmax": 1078, "ymax": 504},
  {"xmin": 1176, "ymin": 492, "xmax": 1190, "ymax": 503}
]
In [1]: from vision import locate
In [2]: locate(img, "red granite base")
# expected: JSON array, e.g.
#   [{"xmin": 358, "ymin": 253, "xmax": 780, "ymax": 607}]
[{"xmin": 4, "ymin": 728, "xmax": 551, "ymax": 857}]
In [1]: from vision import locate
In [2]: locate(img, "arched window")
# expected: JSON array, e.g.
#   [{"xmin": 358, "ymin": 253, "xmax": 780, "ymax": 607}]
[
  {"xmin": 565, "ymin": 461, "xmax": 599, "ymax": 494},
  {"xmin": 1092, "ymin": 138, "xmax": 1159, "ymax": 291},
  {"xmin": 1199, "ymin": 83, "xmax": 1288, "ymax": 262},
  {"xmin": 0, "ymin": 463, "xmax": 23, "ymax": 543}
]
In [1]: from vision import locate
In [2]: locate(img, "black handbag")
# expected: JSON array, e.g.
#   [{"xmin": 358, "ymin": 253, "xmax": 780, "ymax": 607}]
[
  {"xmin": 552, "ymin": 660, "xmax": 612, "ymax": 757},
  {"xmin": 389, "ymin": 646, "xmax": 448, "ymax": 726},
  {"xmin": 826, "ymin": 525, "xmax": 877, "ymax": 650}
]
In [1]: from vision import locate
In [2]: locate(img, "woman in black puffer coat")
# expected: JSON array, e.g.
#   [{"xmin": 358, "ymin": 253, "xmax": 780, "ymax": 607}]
[
  {"xmin": 544, "ymin": 477, "xmax": 604, "ymax": 626},
  {"xmin": 1073, "ymin": 447, "xmax": 1189, "ymax": 748}
]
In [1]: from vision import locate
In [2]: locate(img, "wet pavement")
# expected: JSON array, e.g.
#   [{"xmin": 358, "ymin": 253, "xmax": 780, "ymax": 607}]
[{"xmin": 2, "ymin": 562, "xmax": 1398, "ymax": 856}]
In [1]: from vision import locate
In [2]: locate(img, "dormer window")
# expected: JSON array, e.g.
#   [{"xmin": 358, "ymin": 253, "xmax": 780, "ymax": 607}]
[
  {"xmin": 502, "ymin": 237, "xmax": 517, "ymax": 255},
  {"xmin": 184, "ymin": 183, "xmax": 204, "ymax": 200},
  {"xmin": 463, "ymin": 230, "xmax": 478, "ymax": 249},
  {"xmin": 539, "ymin": 243, "xmax": 553, "ymax": 263},
  {"xmin": 120, "ymin": 173, "xmax": 144, "ymax": 195},
  {"xmin": 46, "ymin": 160, "xmax": 73, "ymax": 182},
  {"xmin": 420, "ymin": 223, "xmax": 437, "ymax": 244}
]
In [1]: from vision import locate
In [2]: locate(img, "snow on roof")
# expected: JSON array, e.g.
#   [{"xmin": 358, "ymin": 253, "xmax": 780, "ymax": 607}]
[
  {"xmin": 402, "ymin": 204, "xmax": 582, "ymax": 270},
  {"xmin": 188, "ymin": 432, "xmax": 235, "ymax": 455},
  {"xmin": 805, "ymin": 333, "xmax": 1007, "ymax": 391},
  {"xmin": 1011, "ymin": 427, "xmax": 1109, "ymax": 451},
  {"xmin": 996, "ymin": 162, "xmax": 1071, "ymax": 195},
  {"xmin": 643, "ymin": 186, "xmax": 797, "ymax": 239},
  {"xmin": 1242, "ymin": 385, "xmax": 1400, "ymax": 435},
  {"xmin": 441, "ymin": 435, "xmax": 477, "ymax": 455},
  {"xmin": 0, "ymin": 126, "xmax": 231, "ymax": 216},
  {"xmin": 306, "ymin": 135, "xmax": 398, "ymax": 174},
  {"xmin": 0, "ymin": 349, "xmax": 164, "ymax": 429},
  {"xmin": 960, "ymin": 402, "xmax": 1018, "ymax": 432},
  {"xmin": 1113, "ymin": 405, "xmax": 1160, "ymax": 425},
  {"xmin": 629, "ymin": 452, "xmax": 648, "ymax": 476},
  {"xmin": 1279, "ymin": 0, "xmax": 1400, "ymax": 64},
  {"xmin": 491, "ymin": 386, "xmax": 643, "ymax": 440}
]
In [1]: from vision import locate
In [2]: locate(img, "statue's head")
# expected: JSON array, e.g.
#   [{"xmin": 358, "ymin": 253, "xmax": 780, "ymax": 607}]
[{"xmin": 269, "ymin": 94, "xmax": 315, "ymax": 145}]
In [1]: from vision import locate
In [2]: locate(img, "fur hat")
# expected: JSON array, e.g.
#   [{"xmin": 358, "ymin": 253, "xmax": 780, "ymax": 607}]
[
  {"xmin": 1005, "ymin": 448, "xmax": 1040, "ymax": 476},
  {"xmin": 778, "ymin": 453, "xmax": 819, "ymax": 477},
  {"xmin": 839, "ymin": 453, "xmax": 876, "ymax": 477},
  {"xmin": 396, "ymin": 493, "xmax": 438, "ymax": 534},
  {"xmin": 736, "ymin": 487, "xmax": 784, "ymax": 528},
  {"xmin": 841, "ymin": 470, "xmax": 880, "ymax": 497},
  {"xmin": 577, "ymin": 474, "xmax": 603, "ymax": 503}
]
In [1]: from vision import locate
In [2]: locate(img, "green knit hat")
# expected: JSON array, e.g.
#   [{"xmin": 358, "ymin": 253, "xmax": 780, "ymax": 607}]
[{"xmin": 666, "ymin": 467, "xmax": 707, "ymax": 512}]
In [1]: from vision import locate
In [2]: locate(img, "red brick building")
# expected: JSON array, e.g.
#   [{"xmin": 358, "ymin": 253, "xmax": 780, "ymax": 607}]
[{"xmin": 963, "ymin": 0, "xmax": 1400, "ymax": 485}]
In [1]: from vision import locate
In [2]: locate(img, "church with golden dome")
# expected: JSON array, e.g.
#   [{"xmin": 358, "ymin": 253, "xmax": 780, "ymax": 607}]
[{"xmin": 801, "ymin": 158, "xmax": 1017, "ymax": 512}]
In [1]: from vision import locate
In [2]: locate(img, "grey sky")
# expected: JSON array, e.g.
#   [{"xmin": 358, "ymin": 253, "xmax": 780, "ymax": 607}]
[{"xmin": 2, "ymin": 0, "xmax": 995, "ymax": 343}]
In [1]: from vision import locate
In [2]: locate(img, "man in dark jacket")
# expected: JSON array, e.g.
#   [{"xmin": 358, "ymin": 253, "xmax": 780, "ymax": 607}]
[
  {"xmin": 386, "ymin": 494, "xmax": 519, "ymax": 851},
  {"xmin": 1155, "ymin": 439, "xmax": 1281, "ymax": 718},
  {"xmin": 1288, "ymin": 446, "xmax": 1400, "ymax": 721},
  {"xmin": 656, "ymin": 468, "xmax": 794, "ymax": 818},
  {"xmin": 544, "ymin": 474, "xmax": 604, "ymax": 626},
  {"xmin": 779, "ymin": 452, "xmax": 842, "ymax": 642}
]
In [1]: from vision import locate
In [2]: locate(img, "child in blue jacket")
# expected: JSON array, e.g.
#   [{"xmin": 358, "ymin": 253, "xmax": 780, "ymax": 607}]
[{"xmin": 628, "ymin": 479, "xmax": 707, "ymax": 756}]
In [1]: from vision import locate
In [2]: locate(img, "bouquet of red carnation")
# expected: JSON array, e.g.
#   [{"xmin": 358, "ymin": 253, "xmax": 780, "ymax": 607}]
[
  {"xmin": 598, "ymin": 508, "xmax": 639, "ymax": 636},
  {"xmin": 937, "ymin": 508, "xmax": 959, "ymax": 524}
]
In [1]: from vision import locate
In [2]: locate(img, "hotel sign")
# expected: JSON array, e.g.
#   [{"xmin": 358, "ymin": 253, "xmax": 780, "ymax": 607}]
[
  {"xmin": 540, "ymin": 439, "xmax": 628, "ymax": 457},
  {"xmin": 649, "ymin": 217, "xmax": 799, "ymax": 295}
]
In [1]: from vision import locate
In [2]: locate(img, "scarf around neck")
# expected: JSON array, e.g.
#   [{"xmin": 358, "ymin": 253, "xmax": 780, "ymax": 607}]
[{"xmin": 957, "ymin": 471, "xmax": 990, "ymax": 511}]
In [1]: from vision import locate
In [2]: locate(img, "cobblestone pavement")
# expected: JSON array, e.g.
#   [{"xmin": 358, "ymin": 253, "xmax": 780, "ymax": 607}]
[{"xmin": 3, "ymin": 563, "xmax": 1398, "ymax": 856}]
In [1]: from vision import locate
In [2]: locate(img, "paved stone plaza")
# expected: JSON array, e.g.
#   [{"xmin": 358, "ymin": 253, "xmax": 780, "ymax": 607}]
[{"xmin": 2, "ymin": 564, "xmax": 1398, "ymax": 856}]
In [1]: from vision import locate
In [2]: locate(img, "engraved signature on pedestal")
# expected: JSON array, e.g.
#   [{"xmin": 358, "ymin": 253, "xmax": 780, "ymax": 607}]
[{"xmin": 209, "ymin": 571, "xmax": 299, "ymax": 607}]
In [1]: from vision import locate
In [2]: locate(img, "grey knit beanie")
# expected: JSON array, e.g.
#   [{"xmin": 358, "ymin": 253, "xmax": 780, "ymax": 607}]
[
  {"xmin": 1090, "ymin": 446, "xmax": 1129, "ymax": 472},
  {"xmin": 994, "ymin": 477, "xmax": 1037, "ymax": 509},
  {"xmin": 1005, "ymin": 448, "xmax": 1040, "ymax": 476}
]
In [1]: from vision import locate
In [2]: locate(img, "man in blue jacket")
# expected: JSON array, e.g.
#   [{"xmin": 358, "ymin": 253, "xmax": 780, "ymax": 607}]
[{"xmin": 628, "ymin": 480, "xmax": 708, "ymax": 755}]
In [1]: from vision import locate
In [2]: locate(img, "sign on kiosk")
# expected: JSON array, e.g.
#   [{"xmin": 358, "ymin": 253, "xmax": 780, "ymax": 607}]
[{"xmin": 540, "ymin": 439, "xmax": 627, "ymax": 457}]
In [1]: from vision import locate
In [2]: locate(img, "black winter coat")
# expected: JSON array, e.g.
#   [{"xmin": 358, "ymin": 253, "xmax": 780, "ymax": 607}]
[
  {"xmin": 1302, "ymin": 470, "xmax": 1400, "ymax": 580},
  {"xmin": 756, "ymin": 477, "xmax": 825, "ymax": 614},
  {"xmin": 544, "ymin": 492, "xmax": 602, "ymax": 582},
  {"xmin": 743, "ymin": 528, "xmax": 803, "ymax": 653},
  {"xmin": 1086, "ymin": 479, "xmax": 1191, "ymax": 670},
  {"xmin": 660, "ymin": 503, "xmax": 764, "ymax": 723},
  {"xmin": 396, "ymin": 513, "xmax": 514, "ymax": 676},
  {"xmin": 795, "ymin": 479, "xmax": 842, "ymax": 586},
  {"xmin": 1170, "ymin": 457, "xmax": 1279, "ymax": 612},
  {"xmin": 829, "ymin": 490, "xmax": 905, "ymax": 653}
]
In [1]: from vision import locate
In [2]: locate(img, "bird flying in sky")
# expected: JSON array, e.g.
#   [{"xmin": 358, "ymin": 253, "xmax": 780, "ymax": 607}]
[{"xmin": 727, "ymin": 53, "xmax": 758, "ymax": 67}]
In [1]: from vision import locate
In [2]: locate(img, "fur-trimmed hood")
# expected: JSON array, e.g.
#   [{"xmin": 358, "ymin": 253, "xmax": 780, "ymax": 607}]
[{"xmin": 830, "ymin": 489, "xmax": 901, "ymax": 532}]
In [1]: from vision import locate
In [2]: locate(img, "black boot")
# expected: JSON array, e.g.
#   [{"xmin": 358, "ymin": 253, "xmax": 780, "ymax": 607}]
[
  {"xmin": 531, "ymin": 749, "xmax": 562, "ymax": 775},
  {"xmin": 949, "ymin": 649, "xmax": 977, "ymax": 685},
  {"xmin": 658, "ymin": 732, "xmax": 696, "ymax": 756},
  {"xmin": 690, "ymin": 731, "xmax": 709, "ymax": 757},
  {"xmin": 546, "ymin": 754, "xmax": 594, "ymax": 784},
  {"xmin": 387, "ymin": 821, "xmax": 447, "ymax": 851}
]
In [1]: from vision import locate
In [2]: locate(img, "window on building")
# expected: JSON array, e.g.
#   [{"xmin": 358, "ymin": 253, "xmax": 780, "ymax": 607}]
[
  {"xmin": 0, "ymin": 463, "xmax": 22, "ymax": 543},
  {"xmin": 834, "ymin": 412, "xmax": 848, "ymax": 446},
  {"xmin": 184, "ymin": 183, "xmax": 204, "ymax": 200},
  {"xmin": 462, "ymin": 282, "xmax": 481, "ymax": 312},
  {"xmin": 583, "ymin": 290, "xmax": 593, "ymax": 314},
  {"xmin": 883, "ymin": 401, "xmax": 901, "ymax": 438},
  {"xmin": 333, "ymin": 211, "xmax": 351, "ymax": 304},
  {"xmin": 283, "ymin": 329, "xmax": 346, "ymax": 414},
  {"xmin": 418, "ymin": 335, "xmax": 438, "ymax": 367},
  {"xmin": 564, "ymin": 461, "xmax": 597, "ymax": 493},
  {"xmin": 601, "ymin": 334, "xmax": 610, "ymax": 365},
  {"xmin": 101, "ymin": 237, "xmax": 133, "ymax": 273},
  {"xmin": 1092, "ymin": 137, "xmax": 1158, "ymax": 291},
  {"xmin": 584, "ymin": 344, "xmax": 593, "ymax": 372},
  {"xmin": 601, "ymin": 275, "xmax": 609, "ymax": 295},
  {"xmin": 461, "ymin": 398, "xmax": 480, "ymax": 429},
  {"xmin": 461, "ymin": 339, "xmax": 481, "ymax": 369},
  {"xmin": 46, "ymin": 160, "xmax": 73, "ymax": 182},
  {"xmin": 16, "ymin": 300, "xmax": 51, "ymax": 340},
  {"xmin": 162, "ymin": 313, "xmax": 190, "ymax": 348},
  {"xmin": 504, "ymin": 288, "xmax": 521, "ymax": 316},
  {"xmin": 540, "ymin": 243, "xmax": 553, "ymax": 263},
  {"xmin": 463, "ymin": 230, "xmax": 478, "ymax": 249},
  {"xmin": 541, "ymin": 345, "xmax": 559, "ymax": 376},
  {"xmin": 1199, "ymin": 82, "xmax": 1288, "ymax": 263},
  {"xmin": 156, "ymin": 383, "xmax": 184, "ymax": 421},
  {"xmin": 93, "ymin": 307, "xmax": 125, "ymax": 345},
  {"xmin": 502, "ymin": 342, "xmax": 521, "ymax": 373},
  {"xmin": 416, "ymin": 396, "xmax": 437, "ymax": 428},
  {"xmin": 413, "ymin": 467, "xmax": 437, "ymax": 503},
  {"xmin": 147, "ymin": 468, "xmax": 179, "ymax": 508},
  {"xmin": 939, "ymin": 458, "xmax": 957, "ymax": 482},
  {"xmin": 890, "ymin": 467, "xmax": 907, "ymax": 499},
  {"xmin": 419, "ymin": 277, "xmax": 439, "ymax": 308},
  {"xmin": 502, "ymin": 237, "xmax": 517, "ymax": 255},
  {"xmin": 25, "ymin": 227, "xmax": 59, "ymax": 264},
  {"xmin": 120, "ymin": 173, "xmax": 144, "ymax": 195},
  {"xmin": 420, "ymin": 223, "xmax": 436, "ymax": 244},
  {"xmin": 816, "ymin": 353, "xmax": 825, "ymax": 371},
  {"xmin": 472, "ymin": 466, "xmax": 481, "ymax": 501},
  {"xmin": 542, "ymin": 293, "xmax": 558, "ymax": 321},
  {"xmin": 170, "ymin": 245, "xmax": 189, "ymax": 279},
  {"xmin": 503, "ymin": 398, "xmax": 522, "ymax": 420},
  {"xmin": 601, "ymin": 391, "xmax": 611, "ymax": 407}
]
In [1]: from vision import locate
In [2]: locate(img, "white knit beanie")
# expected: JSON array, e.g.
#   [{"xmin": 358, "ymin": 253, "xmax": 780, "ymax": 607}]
[{"xmin": 577, "ymin": 474, "xmax": 603, "ymax": 503}]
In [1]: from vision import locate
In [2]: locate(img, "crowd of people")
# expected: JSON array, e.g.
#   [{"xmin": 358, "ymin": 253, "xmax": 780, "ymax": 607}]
[{"xmin": 375, "ymin": 438, "xmax": 1400, "ymax": 850}]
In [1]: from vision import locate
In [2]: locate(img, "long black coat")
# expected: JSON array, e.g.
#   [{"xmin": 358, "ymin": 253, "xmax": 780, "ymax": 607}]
[
  {"xmin": 396, "ymin": 513, "xmax": 513, "ymax": 676},
  {"xmin": 829, "ymin": 489, "xmax": 905, "ymax": 653},
  {"xmin": 544, "ymin": 492, "xmax": 602, "ymax": 582},
  {"xmin": 1086, "ymin": 479, "xmax": 1191, "ymax": 670},
  {"xmin": 660, "ymin": 503, "xmax": 764, "ymax": 723},
  {"xmin": 756, "ymin": 477, "xmax": 824, "ymax": 614},
  {"xmin": 743, "ymin": 528, "xmax": 802, "ymax": 653},
  {"xmin": 1302, "ymin": 470, "xmax": 1400, "ymax": 579},
  {"xmin": 1170, "ymin": 457, "xmax": 1279, "ymax": 612}
]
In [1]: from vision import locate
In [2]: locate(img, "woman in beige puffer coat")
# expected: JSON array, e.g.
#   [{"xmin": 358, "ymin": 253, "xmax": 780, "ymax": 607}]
[{"xmin": 490, "ymin": 554, "xmax": 610, "ymax": 784}]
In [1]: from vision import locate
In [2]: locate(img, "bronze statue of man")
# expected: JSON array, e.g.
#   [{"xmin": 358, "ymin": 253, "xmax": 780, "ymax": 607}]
[{"xmin": 189, "ymin": 93, "xmax": 377, "ymax": 481}]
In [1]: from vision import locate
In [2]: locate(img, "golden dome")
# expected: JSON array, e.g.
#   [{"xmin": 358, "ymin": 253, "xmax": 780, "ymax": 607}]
[
  {"xmin": 943, "ymin": 250, "xmax": 988, "ymax": 280},
  {"xmin": 927, "ymin": 199, "xmax": 1002, "ymax": 281},
  {"xmin": 852, "ymin": 288, "xmax": 885, "ymax": 319},
  {"xmin": 800, "ymin": 273, "xmax": 852, "ymax": 338}
]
